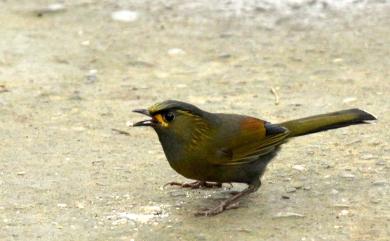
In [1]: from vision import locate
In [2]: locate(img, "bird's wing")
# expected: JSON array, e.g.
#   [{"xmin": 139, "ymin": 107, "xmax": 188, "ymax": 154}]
[{"xmin": 214, "ymin": 117, "xmax": 289, "ymax": 166}]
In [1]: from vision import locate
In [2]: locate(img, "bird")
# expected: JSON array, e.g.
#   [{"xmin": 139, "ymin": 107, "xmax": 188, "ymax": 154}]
[{"xmin": 132, "ymin": 100, "xmax": 376, "ymax": 216}]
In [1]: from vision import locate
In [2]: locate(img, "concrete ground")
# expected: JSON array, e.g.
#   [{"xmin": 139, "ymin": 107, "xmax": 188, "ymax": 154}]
[{"xmin": 0, "ymin": 0, "xmax": 389, "ymax": 240}]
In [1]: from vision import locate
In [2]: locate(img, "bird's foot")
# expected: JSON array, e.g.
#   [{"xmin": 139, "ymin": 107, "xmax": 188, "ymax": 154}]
[
  {"xmin": 194, "ymin": 181, "xmax": 260, "ymax": 217},
  {"xmin": 164, "ymin": 181, "xmax": 222, "ymax": 189},
  {"xmin": 195, "ymin": 201, "xmax": 240, "ymax": 217}
]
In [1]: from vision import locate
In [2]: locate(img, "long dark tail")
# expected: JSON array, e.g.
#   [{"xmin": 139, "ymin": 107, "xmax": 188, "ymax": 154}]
[{"xmin": 279, "ymin": 109, "xmax": 376, "ymax": 138}]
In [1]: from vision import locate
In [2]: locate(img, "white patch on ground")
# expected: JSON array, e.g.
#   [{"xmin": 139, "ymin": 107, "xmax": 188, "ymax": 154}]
[
  {"xmin": 107, "ymin": 205, "xmax": 169, "ymax": 226},
  {"xmin": 111, "ymin": 10, "xmax": 139, "ymax": 22}
]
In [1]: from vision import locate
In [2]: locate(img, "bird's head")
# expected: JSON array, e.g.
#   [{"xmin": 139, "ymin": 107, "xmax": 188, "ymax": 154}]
[{"xmin": 132, "ymin": 100, "xmax": 213, "ymax": 142}]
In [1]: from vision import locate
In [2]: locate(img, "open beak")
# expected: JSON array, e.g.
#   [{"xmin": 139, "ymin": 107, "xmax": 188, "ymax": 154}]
[{"xmin": 132, "ymin": 109, "xmax": 155, "ymax": 127}]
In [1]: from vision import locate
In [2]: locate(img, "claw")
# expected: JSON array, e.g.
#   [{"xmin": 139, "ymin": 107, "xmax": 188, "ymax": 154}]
[
  {"xmin": 195, "ymin": 202, "xmax": 238, "ymax": 216},
  {"xmin": 163, "ymin": 181, "xmax": 184, "ymax": 189},
  {"xmin": 228, "ymin": 191, "xmax": 240, "ymax": 195},
  {"xmin": 195, "ymin": 204, "xmax": 225, "ymax": 217}
]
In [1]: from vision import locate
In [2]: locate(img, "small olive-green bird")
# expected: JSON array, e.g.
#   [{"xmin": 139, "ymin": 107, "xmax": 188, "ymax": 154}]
[{"xmin": 132, "ymin": 100, "xmax": 376, "ymax": 216}]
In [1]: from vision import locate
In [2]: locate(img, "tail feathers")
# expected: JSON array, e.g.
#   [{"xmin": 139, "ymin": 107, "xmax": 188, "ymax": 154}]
[{"xmin": 279, "ymin": 109, "xmax": 376, "ymax": 138}]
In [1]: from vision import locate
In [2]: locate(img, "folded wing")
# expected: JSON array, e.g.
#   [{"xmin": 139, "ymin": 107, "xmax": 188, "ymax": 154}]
[{"xmin": 214, "ymin": 116, "xmax": 289, "ymax": 166}]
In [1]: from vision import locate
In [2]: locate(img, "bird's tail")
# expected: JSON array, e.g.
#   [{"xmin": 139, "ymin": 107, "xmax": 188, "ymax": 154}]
[{"xmin": 279, "ymin": 109, "xmax": 376, "ymax": 138}]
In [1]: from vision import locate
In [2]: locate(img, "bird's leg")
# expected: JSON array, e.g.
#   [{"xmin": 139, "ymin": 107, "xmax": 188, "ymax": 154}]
[
  {"xmin": 195, "ymin": 179, "xmax": 261, "ymax": 216},
  {"xmin": 164, "ymin": 181, "xmax": 222, "ymax": 189}
]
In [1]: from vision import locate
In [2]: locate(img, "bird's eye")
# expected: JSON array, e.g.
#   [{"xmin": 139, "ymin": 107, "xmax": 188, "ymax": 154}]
[{"xmin": 163, "ymin": 112, "xmax": 175, "ymax": 122}]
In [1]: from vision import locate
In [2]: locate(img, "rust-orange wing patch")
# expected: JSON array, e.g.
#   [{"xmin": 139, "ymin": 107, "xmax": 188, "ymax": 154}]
[
  {"xmin": 239, "ymin": 117, "xmax": 267, "ymax": 139},
  {"xmin": 217, "ymin": 117, "xmax": 289, "ymax": 166}
]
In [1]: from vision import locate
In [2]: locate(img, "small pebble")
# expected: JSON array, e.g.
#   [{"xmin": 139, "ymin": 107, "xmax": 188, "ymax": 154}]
[
  {"xmin": 273, "ymin": 212, "xmax": 304, "ymax": 218},
  {"xmin": 168, "ymin": 48, "xmax": 186, "ymax": 56},
  {"xmin": 286, "ymin": 187, "xmax": 297, "ymax": 193},
  {"xmin": 81, "ymin": 40, "xmax": 90, "ymax": 46},
  {"xmin": 176, "ymin": 84, "xmax": 187, "ymax": 88},
  {"xmin": 17, "ymin": 171, "xmax": 26, "ymax": 176},
  {"xmin": 340, "ymin": 172, "xmax": 355, "ymax": 178},
  {"xmin": 292, "ymin": 165, "xmax": 305, "ymax": 171},
  {"xmin": 111, "ymin": 10, "xmax": 139, "ymax": 22},
  {"xmin": 85, "ymin": 69, "xmax": 97, "ymax": 83},
  {"xmin": 34, "ymin": 3, "xmax": 66, "ymax": 16},
  {"xmin": 126, "ymin": 120, "xmax": 134, "ymax": 127},
  {"xmin": 339, "ymin": 209, "xmax": 349, "ymax": 216},
  {"xmin": 47, "ymin": 3, "xmax": 65, "ymax": 11},
  {"xmin": 303, "ymin": 186, "xmax": 311, "ymax": 191},
  {"xmin": 57, "ymin": 203, "xmax": 67, "ymax": 208},
  {"xmin": 342, "ymin": 97, "xmax": 357, "ymax": 103},
  {"xmin": 292, "ymin": 182, "xmax": 303, "ymax": 189}
]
